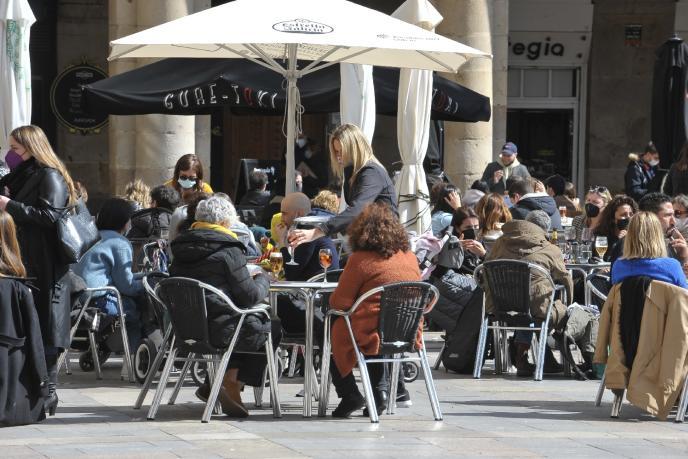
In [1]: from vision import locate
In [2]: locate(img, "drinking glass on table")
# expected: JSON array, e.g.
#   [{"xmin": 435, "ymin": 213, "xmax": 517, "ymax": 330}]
[
  {"xmin": 595, "ymin": 236, "xmax": 608, "ymax": 259},
  {"xmin": 319, "ymin": 248, "xmax": 332, "ymax": 282},
  {"xmin": 286, "ymin": 224, "xmax": 299, "ymax": 266},
  {"xmin": 581, "ymin": 228, "xmax": 594, "ymax": 243},
  {"xmin": 269, "ymin": 251, "xmax": 283, "ymax": 278}
]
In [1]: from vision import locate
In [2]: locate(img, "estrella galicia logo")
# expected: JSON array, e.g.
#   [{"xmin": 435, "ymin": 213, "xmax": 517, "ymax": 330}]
[{"xmin": 273, "ymin": 19, "xmax": 333, "ymax": 34}]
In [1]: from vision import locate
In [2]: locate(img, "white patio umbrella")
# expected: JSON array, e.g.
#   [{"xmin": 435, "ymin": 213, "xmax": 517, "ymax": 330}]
[
  {"xmin": 339, "ymin": 63, "xmax": 376, "ymax": 143},
  {"xmin": 393, "ymin": 0, "xmax": 443, "ymax": 235},
  {"xmin": 0, "ymin": 0, "xmax": 35, "ymax": 149},
  {"xmin": 109, "ymin": 0, "xmax": 489, "ymax": 194}
]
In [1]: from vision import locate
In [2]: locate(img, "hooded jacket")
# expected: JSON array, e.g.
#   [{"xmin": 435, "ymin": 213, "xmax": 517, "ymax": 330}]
[
  {"xmin": 481, "ymin": 157, "xmax": 531, "ymax": 195},
  {"xmin": 485, "ymin": 220, "xmax": 571, "ymax": 326},
  {"xmin": 624, "ymin": 154, "xmax": 657, "ymax": 202},
  {"xmin": 594, "ymin": 280, "xmax": 688, "ymax": 420},
  {"xmin": 510, "ymin": 192, "xmax": 563, "ymax": 230},
  {"xmin": 169, "ymin": 229, "xmax": 270, "ymax": 349},
  {"xmin": 127, "ymin": 207, "xmax": 174, "ymax": 239}
]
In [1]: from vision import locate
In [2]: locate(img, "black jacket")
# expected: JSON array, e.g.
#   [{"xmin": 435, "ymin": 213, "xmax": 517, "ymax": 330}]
[
  {"xmin": 324, "ymin": 162, "xmax": 398, "ymax": 236},
  {"xmin": 127, "ymin": 207, "xmax": 173, "ymax": 239},
  {"xmin": 509, "ymin": 193, "xmax": 563, "ymax": 230},
  {"xmin": 239, "ymin": 189, "xmax": 271, "ymax": 207},
  {"xmin": 624, "ymin": 160, "xmax": 657, "ymax": 202},
  {"xmin": 169, "ymin": 229, "xmax": 270, "ymax": 349},
  {"xmin": 0, "ymin": 158, "xmax": 71, "ymax": 349},
  {"xmin": 663, "ymin": 163, "xmax": 688, "ymax": 196},
  {"xmin": 0, "ymin": 278, "xmax": 48, "ymax": 427}
]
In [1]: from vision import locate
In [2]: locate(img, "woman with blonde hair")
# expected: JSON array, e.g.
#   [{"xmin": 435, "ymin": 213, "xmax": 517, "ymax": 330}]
[
  {"xmin": 610, "ymin": 212, "xmax": 687, "ymax": 287},
  {"xmin": 123, "ymin": 178, "xmax": 151, "ymax": 210},
  {"xmin": 475, "ymin": 193, "xmax": 511, "ymax": 250},
  {"xmin": 0, "ymin": 124, "xmax": 78, "ymax": 416},
  {"xmin": 290, "ymin": 123, "xmax": 396, "ymax": 246}
]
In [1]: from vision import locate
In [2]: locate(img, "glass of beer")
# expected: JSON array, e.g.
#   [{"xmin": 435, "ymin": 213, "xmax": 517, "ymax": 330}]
[
  {"xmin": 269, "ymin": 251, "xmax": 283, "ymax": 278},
  {"xmin": 595, "ymin": 236, "xmax": 608, "ymax": 259},
  {"xmin": 319, "ymin": 248, "xmax": 332, "ymax": 282},
  {"xmin": 559, "ymin": 206, "xmax": 567, "ymax": 219}
]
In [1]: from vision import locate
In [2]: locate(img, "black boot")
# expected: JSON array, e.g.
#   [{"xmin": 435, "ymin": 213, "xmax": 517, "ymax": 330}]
[{"xmin": 45, "ymin": 355, "xmax": 59, "ymax": 416}]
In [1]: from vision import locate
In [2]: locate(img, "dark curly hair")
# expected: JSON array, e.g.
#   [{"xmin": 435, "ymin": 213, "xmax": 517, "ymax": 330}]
[
  {"xmin": 348, "ymin": 203, "xmax": 409, "ymax": 259},
  {"xmin": 593, "ymin": 194, "xmax": 638, "ymax": 238}
]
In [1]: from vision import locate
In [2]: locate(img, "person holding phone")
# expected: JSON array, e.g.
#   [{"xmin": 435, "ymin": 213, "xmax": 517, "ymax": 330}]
[{"xmin": 430, "ymin": 182, "xmax": 462, "ymax": 237}]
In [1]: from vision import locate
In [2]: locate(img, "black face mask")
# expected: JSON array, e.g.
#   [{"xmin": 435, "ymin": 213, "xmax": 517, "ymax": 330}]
[
  {"xmin": 462, "ymin": 228, "xmax": 477, "ymax": 240},
  {"xmin": 585, "ymin": 203, "xmax": 600, "ymax": 218},
  {"xmin": 616, "ymin": 218, "xmax": 630, "ymax": 231}
]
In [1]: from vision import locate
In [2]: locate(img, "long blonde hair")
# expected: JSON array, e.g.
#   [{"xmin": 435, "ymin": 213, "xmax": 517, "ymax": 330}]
[
  {"xmin": 123, "ymin": 179, "xmax": 151, "ymax": 209},
  {"xmin": 0, "ymin": 212, "xmax": 26, "ymax": 278},
  {"xmin": 329, "ymin": 124, "xmax": 382, "ymax": 183},
  {"xmin": 622, "ymin": 212, "xmax": 667, "ymax": 259},
  {"xmin": 10, "ymin": 125, "xmax": 77, "ymax": 206}
]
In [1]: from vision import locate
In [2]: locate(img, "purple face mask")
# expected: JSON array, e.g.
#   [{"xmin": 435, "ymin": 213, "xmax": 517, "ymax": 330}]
[{"xmin": 5, "ymin": 150, "xmax": 24, "ymax": 171}]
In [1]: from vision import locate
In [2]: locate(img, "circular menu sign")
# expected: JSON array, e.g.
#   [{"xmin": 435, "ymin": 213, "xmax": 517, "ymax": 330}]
[{"xmin": 50, "ymin": 64, "xmax": 108, "ymax": 134}]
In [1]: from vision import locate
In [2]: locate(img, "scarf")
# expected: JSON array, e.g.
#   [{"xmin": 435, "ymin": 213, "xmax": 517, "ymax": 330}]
[
  {"xmin": 619, "ymin": 275, "xmax": 652, "ymax": 370},
  {"xmin": 498, "ymin": 156, "xmax": 521, "ymax": 181},
  {"xmin": 0, "ymin": 157, "xmax": 40, "ymax": 199},
  {"xmin": 190, "ymin": 221, "xmax": 237, "ymax": 239}
]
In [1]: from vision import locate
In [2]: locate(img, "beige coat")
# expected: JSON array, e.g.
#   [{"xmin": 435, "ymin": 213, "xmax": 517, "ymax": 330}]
[{"xmin": 594, "ymin": 280, "xmax": 688, "ymax": 420}]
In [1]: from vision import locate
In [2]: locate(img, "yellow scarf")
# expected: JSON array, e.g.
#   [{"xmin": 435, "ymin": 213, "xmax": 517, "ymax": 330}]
[{"xmin": 191, "ymin": 221, "xmax": 238, "ymax": 239}]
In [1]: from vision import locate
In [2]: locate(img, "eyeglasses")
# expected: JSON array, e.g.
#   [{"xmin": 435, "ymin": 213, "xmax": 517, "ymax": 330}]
[
  {"xmin": 588, "ymin": 186, "xmax": 608, "ymax": 194},
  {"xmin": 179, "ymin": 175, "xmax": 197, "ymax": 181}
]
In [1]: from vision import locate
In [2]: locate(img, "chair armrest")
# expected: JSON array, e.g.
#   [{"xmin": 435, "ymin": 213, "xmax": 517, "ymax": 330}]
[{"xmin": 325, "ymin": 286, "xmax": 385, "ymax": 318}]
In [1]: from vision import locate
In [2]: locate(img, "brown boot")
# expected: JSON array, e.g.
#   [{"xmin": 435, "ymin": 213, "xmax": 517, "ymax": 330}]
[
  {"xmin": 218, "ymin": 378, "xmax": 249, "ymax": 418},
  {"xmin": 514, "ymin": 343, "xmax": 535, "ymax": 377}
]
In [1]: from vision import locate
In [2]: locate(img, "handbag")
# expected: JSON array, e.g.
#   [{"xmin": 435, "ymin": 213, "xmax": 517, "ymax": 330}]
[{"xmin": 54, "ymin": 199, "xmax": 101, "ymax": 264}]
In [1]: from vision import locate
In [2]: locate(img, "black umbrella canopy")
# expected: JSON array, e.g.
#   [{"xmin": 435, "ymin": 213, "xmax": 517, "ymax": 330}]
[
  {"xmin": 651, "ymin": 37, "xmax": 688, "ymax": 166},
  {"xmin": 83, "ymin": 58, "xmax": 491, "ymax": 123}
]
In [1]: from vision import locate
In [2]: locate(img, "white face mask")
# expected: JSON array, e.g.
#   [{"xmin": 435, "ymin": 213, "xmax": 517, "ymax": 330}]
[
  {"xmin": 178, "ymin": 178, "xmax": 196, "ymax": 189},
  {"xmin": 649, "ymin": 159, "xmax": 660, "ymax": 167},
  {"xmin": 296, "ymin": 138, "xmax": 307, "ymax": 148}
]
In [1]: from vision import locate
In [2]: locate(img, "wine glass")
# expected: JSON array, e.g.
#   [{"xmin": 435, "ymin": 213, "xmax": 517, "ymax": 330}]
[
  {"xmin": 285, "ymin": 224, "xmax": 299, "ymax": 266},
  {"xmin": 319, "ymin": 248, "xmax": 332, "ymax": 282},
  {"xmin": 595, "ymin": 236, "xmax": 608, "ymax": 259},
  {"xmin": 269, "ymin": 251, "xmax": 283, "ymax": 279}
]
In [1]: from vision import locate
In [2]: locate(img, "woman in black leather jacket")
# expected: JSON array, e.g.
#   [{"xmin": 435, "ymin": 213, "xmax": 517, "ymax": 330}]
[{"xmin": 0, "ymin": 125, "xmax": 78, "ymax": 416}]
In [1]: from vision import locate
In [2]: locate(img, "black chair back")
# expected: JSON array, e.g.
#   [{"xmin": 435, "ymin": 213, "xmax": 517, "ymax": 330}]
[
  {"xmin": 236, "ymin": 205, "xmax": 265, "ymax": 227},
  {"xmin": 475, "ymin": 260, "xmax": 539, "ymax": 324},
  {"xmin": 587, "ymin": 273, "xmax": 611, "ymax": 307},
  {"xmin": 377, "ymin": 282, "xmax": 437, "ymax": 354},
  {"xmin": 155, "ymin": 277, "xmax": 219, "ymax": 354},
  {"xmin": 142, "ymin": 272, "xmax": 169, "ymax": 329}
]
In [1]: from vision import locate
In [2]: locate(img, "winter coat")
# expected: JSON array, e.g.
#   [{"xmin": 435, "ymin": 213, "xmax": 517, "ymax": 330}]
[
  {"xmin": 554, "ymin": 194, "xmax": 581, "ymax": 218},
  {"xmin": 329, "ymin": 250, "xmax": 421, "ymax": 377},
  {"xmin": 0, "ymin": 278, "xmax": 48, "ymax": 427},
  {"xmin": 0, "ymin": 158, "xmax": 71, "ymax": 349},
  {"xmin": 624, "ymin": 158, "xmax": 657, "ymax": 202},
  {"xmin": 480, "ymin": 158, "xmax": 531, "ymax": 195},
  {"xmin": 324, "ymin": 162, "xmax": 397, "ymax": 236},
  {"xmin": 169, "ymin": 228, "xmax": 270, "ymax": 349},
  {"xmin": 509, "ymin": 192, "xmax": 563, "ymax": 230},
  {"xmin": 127, "ymin": 207, "xmax": 174, "ymax": 239},
  {"xmin": 594, "ymin": 280, "xmax": 688, "ymax": 420},
  {"xmin": 663, "ymin": 163, "xmax": 688, "ymax": 196},
  {"xmin": 485, "ymin": 220, "xmax": 572, "ymax": 326},
  {"xmin": 239, "ymin": 189, "xmax": 271, "ymax": 207},
  {"xmin": 427, "ymin": 268, "xmax": 477, "ymax": 331}
]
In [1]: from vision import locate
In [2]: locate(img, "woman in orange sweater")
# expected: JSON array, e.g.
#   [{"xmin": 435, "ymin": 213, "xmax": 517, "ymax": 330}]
[{"xmin": 328, "ymin": 203, "xmax": 421, "ymax": 418}]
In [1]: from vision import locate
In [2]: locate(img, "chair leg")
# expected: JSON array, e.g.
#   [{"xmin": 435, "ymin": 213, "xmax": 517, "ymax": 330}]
[
  {"xmin": 387, "ymin": 358, "xmax": 400, "ymax": 415},
  {"xmin": 594, "ymin": 371, "xmax": 606, "ymax": 407},
  {"xmin": 287, "ymin": 344, "xmax": 301, "ymax": 378},
  {"xmin": 88, "ymin": 330, "xmax": 103, "ymax": 380},
  {"xmin": 501, "ymin": 329, "xmax": 510, "ymax": 372},
  {"xmin": 356, "ymin": 350, "xmax": 378, "ymax": 423},
  {"xmin": 534, "ymin": 323, "xmax": 548, "ymax": 381},
  {"xmin": 147, "ymin": 347, "xmax": 177, "ymax": 420},
  {"xmin": 254, "ymin": 367, "xmax": 267, "ymax": 408},
  {"xmin": 675, "ymin": 375, "xmax": 688, "ymax": 423},
  {"xmin": 135, "ymin": 332, "xmax": 173, "ymax": 409},
  {"xmin": 433, "ymin": 342, "xmax": 445, "ymax": 371},
  {"xmin": 318, "ymin": 316, "xmax": 332, "ymax": 417},
  {"xmin": 493, "ymin": 322, "xmax": 502, "ymax": 374},
  {"xmin": 265, "ymin": 333, "xmax": 282, "ymax": 418},
  {"xmin": 117, "ymin": 305, "xmax": 135, "ymax": 383},
  {"xmin": 309, "ymin": 360, "xmax": 320, "ymax": 402},
  {"xmin": 473, "ymin": 318, "xmax": 489, "ymax": 379},
  {"xmin": 611, "ymin": 389, "xmax": 624, "ymax": 418},
  {"xmin": 419, "ymin": 347, "xmax": 443, "ymax": 421},
  {"xmin": 168, "ymin": 353, "xmax": 194, "ymax": 405}
]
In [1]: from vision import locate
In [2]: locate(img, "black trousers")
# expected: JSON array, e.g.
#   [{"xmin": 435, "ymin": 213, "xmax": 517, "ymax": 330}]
[{"xmin": 330, "ymin": 356, "xmax": 389, "ymax": 398}]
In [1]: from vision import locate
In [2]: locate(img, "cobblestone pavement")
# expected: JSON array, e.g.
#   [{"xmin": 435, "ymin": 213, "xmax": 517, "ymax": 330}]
[{"xmin": 2, "ymin": 351, "xmax": 687, "ymax": 459}]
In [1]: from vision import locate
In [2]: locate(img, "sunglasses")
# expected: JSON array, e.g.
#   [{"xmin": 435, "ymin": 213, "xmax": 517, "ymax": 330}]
[
  {"xmin": 179, "ymin": 174, "xmax": 198, "ymax": 181},
  {"xmin": 588, "ymin": 186, "xmax": 608, "ymax": 194}
]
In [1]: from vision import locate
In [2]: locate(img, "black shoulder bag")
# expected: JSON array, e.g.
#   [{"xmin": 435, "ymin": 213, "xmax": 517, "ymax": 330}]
[{"xmin": 53, "ymin": 199, "xmax": 101, "ymax": 264}]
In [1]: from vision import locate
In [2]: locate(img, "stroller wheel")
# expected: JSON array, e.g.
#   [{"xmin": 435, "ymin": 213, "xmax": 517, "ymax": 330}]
[
  {"xmin": 134, "ymin": 338, "xmax": 158, "ymax": 384},
  {"xmin": 191, "ymin": 361, "xmax": 207, "ymax": 386},
  {"xmin": 79, "ymin": 352, "xmax": 94, "ymax": 372},
  {"xmin": 402, "ymin": 362, "xmax": 419, "ymax": 383}
]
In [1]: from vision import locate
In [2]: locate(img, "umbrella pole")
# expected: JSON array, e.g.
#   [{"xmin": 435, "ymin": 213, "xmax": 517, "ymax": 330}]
[{"xmin": 285, "ymin": 43, "xmax": 298, "ymax": 194}]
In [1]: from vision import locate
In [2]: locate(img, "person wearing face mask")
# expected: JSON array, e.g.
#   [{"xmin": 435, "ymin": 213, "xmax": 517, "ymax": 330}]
[
  {"xmin": 73, "ymin": 198, "xmax": 145, "ymax": 355},
  {"xmin": 671, "ymin": 194, "xmax": 688, "ymax": 239},
  {"xmin": 164, "ymin": 154, "xmax": 213, "ymax": 195},
  {"xmin": 664, "ymin": 141, "xmax": 688, "ymax": 197},
  {"xmin": 624, "ymin": 142, "xmax": 660, "ymax": 202},
  {"xmin": 593, "ymin": 195, "xmax": 638, "ymax": 262},
  {"xmin": 571, "ymin": 186, "xmax": 613, "ymax": 242},
  {"xmin": 480, "ymin": 142, "xmax": 531, "ymax": 195}
]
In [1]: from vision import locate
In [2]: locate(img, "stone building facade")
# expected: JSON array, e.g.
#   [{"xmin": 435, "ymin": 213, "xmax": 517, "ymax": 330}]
[{"xmin": 26, "ymin": 0, "xmax": 688, "ymax": 203}]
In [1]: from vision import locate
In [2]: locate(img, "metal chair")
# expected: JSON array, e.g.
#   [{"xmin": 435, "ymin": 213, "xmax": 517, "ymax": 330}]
[
  {"xmin": 318, "ymin": 281, "xmax": 442, "ymax": 423},
  {"xmin": 473, "ymin": 260, "xmax": 560, "ymax": 381},
  {"xmin": 587, "ymin": 272, "xmax": 610, "ymax": 307},
  {"xmin": 58, "ymin": 286, "xmax": 134, "ymax": 382},
  {"xmin": 146, "ymin": 277, "xmax": 281, "ymax": 422}
]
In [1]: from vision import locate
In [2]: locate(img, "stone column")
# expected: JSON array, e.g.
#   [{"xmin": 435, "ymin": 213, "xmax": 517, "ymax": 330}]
[{"xmin": 435, "ymin": 0, "xmax": 507, "ymax": 192}]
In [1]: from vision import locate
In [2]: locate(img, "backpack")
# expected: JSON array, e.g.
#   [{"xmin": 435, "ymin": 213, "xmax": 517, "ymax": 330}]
[{"xmin": 441, "ymin": 286, "xmax": 485, "ymax": 373}]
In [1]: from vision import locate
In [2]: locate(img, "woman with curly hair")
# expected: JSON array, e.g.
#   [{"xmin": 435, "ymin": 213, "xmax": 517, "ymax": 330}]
[
  {"xmin": 593, "ymin": 194, "xmax": 638, "ymax": 262},
  {"xmin": 475, "ymin": 192, "xmax": 512, "ymax": 252},
  {"xmin": 327, "ymin": 203, "xmax": 420, "ymax": 418}
]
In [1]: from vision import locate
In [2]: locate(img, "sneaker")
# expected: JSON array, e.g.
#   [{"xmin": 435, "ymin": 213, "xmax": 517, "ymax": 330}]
[{"xmin": 396, "ymin": 389, "xmax": 413, "ymax": 408}]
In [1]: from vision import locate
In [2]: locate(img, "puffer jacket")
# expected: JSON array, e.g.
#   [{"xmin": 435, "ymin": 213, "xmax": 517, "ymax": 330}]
[
  {"xmin": 485, "ymin": 220, "xmax": 572, "ymax": 326},
  {"xmin": 594, "ymin": 280, "xmax": 688, "ymax": 420},
  {"xmin": 127, "ymin": 207, "xmax": 173, "ymax": 239},
  {"xmin": 169, "ymin": 229, "xmax": 270, "ymax": 349},
  {"xmin": 427, "ymin": 268, "xmax": 477, "ymax": 331},
  {"xmin": 509, "ymin": 192, "xmax": 563, "ymax": 230}
]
